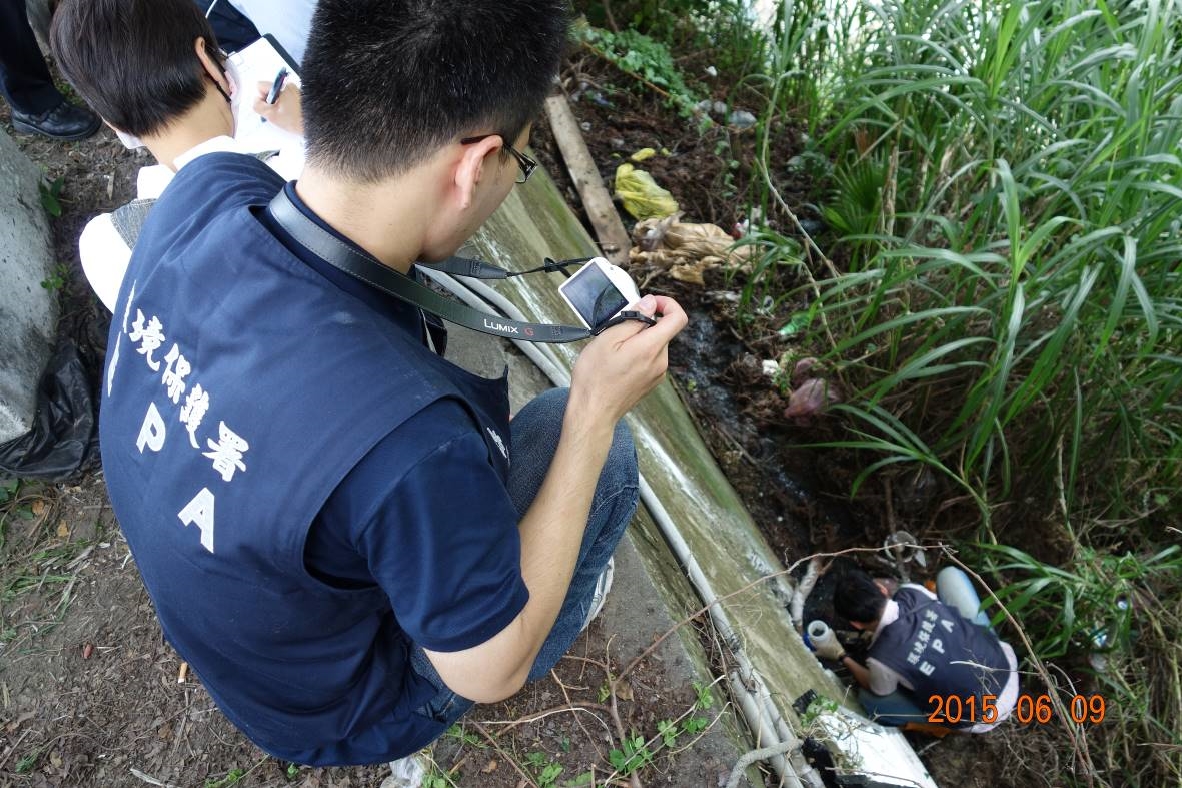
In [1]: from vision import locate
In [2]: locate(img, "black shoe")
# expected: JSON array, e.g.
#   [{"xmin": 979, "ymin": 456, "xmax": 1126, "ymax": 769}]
[{"xmin": 11, "ymin": 100, "xmax": 101, "ymax": 141}]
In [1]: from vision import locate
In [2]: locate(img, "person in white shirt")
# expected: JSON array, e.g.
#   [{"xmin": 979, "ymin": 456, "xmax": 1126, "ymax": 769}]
[
  {"xmin": 813, "ymin": 566, "xmax": 1019, "ymax": 733},
  {"xmin": 51, "ymin": 0, "xmax": 305, "ymax": 312}
]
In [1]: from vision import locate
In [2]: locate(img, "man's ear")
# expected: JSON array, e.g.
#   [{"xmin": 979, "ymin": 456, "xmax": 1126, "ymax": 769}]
[
  {"xmin": 452, "ymin": 135, "xmax": 502, "ymax": 210},
  {"xmin": 194, "ymin": 37, "xmax": 231, "ymax": 96}
]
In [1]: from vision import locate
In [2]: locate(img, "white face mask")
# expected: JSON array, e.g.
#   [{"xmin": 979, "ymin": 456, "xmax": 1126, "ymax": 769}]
[{"xmin": 115, "ymin": 128, "xmax": 145, "ymax": 150}]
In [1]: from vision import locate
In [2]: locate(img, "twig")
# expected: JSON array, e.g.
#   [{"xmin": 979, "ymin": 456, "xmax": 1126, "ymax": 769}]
[
  {"xmin": 553, "ymin": 669, "xmax": 612, "ymax": 758},
  {"xmin": 0, "ymin": 729, "xmax": 31, "ymax": 770},
  {"xmin": 128, "ymin": 768, "xmax": 182, "ymax": 788},
  {"xmin": 580, "ymin": 41, "xmax": 675, "ymax": 102},
  {"xmin": 470, "ymin": 721, "xmax": 540, "ymax": 788},
  {"xmin": 754, "ymin": 158, "xmax": 840, "ymax": 357},
  {"xmin": 481, "ymin": 702, "xmax": 616, "ymax": 740},
  {"xmin": 615, "ymin": 544, "xmax": 921, "ymax": 688},
  {"xmin": 601, "ymin": 0, "xmax": 620, "ymax": 32}
]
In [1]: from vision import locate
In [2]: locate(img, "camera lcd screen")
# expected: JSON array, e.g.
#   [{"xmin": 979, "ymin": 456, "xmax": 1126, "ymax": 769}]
[{"xmin": 563, "ymin": 264, "xmax": 629, "ymax": 328}]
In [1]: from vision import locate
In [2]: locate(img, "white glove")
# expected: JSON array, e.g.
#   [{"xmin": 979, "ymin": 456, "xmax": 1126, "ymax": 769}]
[{"xmin": 812, "ymin": 636, "xmax": 846, "ymax": 661}]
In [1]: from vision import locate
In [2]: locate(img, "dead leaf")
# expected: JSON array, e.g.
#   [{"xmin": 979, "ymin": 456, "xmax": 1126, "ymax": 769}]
[
  {"xmin": 82, "ymin": 642, "xmax": 94, "ymax": 660},
  {"xmin": 482, "ymin": 760, "xmax": 498, "ymax": 774},
  {"xmin": 616, "ymin": 679, "xmax": 634, "ymax": 701},
  {"xmin": 32, "ymin": 499, "xmax": 46, "ymax": 517},
  {"xmin": 49, "ymin": 751, "xmax": 63, "ymax": 768},
  {"xmin": 57, "ymin": 521, "xmax": 70, "ymax": 539}
]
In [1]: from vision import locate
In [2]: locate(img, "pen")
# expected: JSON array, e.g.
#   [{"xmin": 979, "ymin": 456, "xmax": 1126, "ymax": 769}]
[{"xmin": 265, "ymin": 67, "xmax": 289, "ymax": 105}]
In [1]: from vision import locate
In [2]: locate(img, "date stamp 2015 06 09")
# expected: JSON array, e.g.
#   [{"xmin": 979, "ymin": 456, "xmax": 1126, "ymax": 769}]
[{"xmin": 927, "ymin": 693, "xmax": 1107, "ymax": 726}]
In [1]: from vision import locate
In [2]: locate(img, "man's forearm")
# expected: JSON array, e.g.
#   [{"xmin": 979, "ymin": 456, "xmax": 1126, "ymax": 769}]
[
  {"xmin": 422, "ymin": 409, "xmax": 617, "ymax": 703},
  {"xmin": 840, "ymin": 654, "xmax": 873, "ymax": 689}
]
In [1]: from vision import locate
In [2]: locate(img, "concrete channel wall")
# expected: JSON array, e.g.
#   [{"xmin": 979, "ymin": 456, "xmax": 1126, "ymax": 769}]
[{"xmin": 0, "ymin": 129, "xmax": 58, "ymax": 444}]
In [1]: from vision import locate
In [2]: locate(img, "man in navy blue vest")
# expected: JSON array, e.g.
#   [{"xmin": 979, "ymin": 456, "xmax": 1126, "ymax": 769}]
[
  {"xmin": 96, "ymin": 0, "xmax": 687, "ymax": 767},
  {"xmin": 820, "ymin": 567, "xmax": 1019, "ymax": 732}
]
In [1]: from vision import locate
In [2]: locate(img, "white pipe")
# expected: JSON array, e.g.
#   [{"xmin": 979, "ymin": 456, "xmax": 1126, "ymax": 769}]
[
  {"xmin": 731, "ymin": 672, "xmax": 797, "ymax": 786},
  {"xmin": 789, "ymin": 557, "xmax": 821, "ymax": 629},
  {"xmin": 419, "ymin": 269, "xmax": 806, "ymax": 786}
]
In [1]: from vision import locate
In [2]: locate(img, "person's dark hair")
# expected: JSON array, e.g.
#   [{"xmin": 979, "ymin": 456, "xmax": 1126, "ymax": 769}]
[
  {"xmin": 301, "ymin": 0, "xmax": 571, "ymax": 182},
  {"xmin": 50, "ymin": 0, "xmax": 221, "ymax": 137},
  {"xmin": 834, "ymin": 568, "xmax": 888, "ymax": 624}
]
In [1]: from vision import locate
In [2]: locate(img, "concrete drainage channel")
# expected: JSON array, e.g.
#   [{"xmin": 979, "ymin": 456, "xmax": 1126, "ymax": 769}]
[{"xmin": 420, "ymin": 171, "xmax": 942, "ymax": 788}]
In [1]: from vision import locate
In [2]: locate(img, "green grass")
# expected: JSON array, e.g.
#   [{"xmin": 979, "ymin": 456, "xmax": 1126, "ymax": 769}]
[{"xmin": 738, "ymin": 1, "xmax": 1182, "ymax": 784}]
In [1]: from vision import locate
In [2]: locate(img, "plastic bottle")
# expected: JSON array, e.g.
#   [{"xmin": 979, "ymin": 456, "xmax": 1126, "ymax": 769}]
[{"xmin": 806, "ymin": 620, "xmax": 835, "ymax": 652}]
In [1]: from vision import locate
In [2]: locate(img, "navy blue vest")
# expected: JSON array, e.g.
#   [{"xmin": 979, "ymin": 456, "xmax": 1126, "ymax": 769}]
[
  {"xmin": 99, "ymin": 154, "xmax": 511, "ymax": 762},
  {"xmin": 870, "ymin": 587, "xmax": 1009, "ymax": 719}
]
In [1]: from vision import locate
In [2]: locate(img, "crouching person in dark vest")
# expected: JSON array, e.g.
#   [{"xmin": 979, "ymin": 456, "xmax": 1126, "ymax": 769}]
[
  {"xmin": 822, "ymin": 567, "xmax": 1019, "ymax": 733},
  {"xmin": 94, "ymin": 0, "xmax": 688, "ymax": 770}
]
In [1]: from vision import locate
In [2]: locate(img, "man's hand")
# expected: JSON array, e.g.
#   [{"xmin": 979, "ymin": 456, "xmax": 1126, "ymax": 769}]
[
  {"xmin": 253, "ymin": 81, "xmax": 304, "ymax": 135},
  {"xmin": 813, "ymin": 636, "xmax": 845, "ymax": 661},
  {"xmin": 568, "ymin": 294, "xmax": 688, "ymax": 428}
]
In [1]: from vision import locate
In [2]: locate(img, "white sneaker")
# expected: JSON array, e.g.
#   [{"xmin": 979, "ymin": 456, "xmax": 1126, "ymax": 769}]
[
  {"xmin": 380, "ymin": 754, "xmax": 426, "ymax": 788},
  {"xmin": 581, "ymin": 557, "xmax": 615, "ymax": 631}
]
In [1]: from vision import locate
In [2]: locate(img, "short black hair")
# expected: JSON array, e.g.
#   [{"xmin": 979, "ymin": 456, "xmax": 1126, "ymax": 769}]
[
  {"xmin": 51, "ymin": 0, "xmax": 220, "ymax": 137},
  {"xmin": 301, "ymin": 0, "xmax": 571, "ymax": 182},
  {"xmin": 834, "ymin": 568, "xmax": 888, "ymax": 624}
]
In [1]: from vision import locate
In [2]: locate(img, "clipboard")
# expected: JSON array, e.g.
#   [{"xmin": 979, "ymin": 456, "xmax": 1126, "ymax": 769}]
[{"xmin": 227, "ymin": 34, "xmax": 303, "ymax": 152}]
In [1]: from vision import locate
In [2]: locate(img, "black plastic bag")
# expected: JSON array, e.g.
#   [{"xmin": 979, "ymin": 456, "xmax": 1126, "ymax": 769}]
[{"xmin": 0, "ymin": 339, "xmax": 98, "ymax": 481}]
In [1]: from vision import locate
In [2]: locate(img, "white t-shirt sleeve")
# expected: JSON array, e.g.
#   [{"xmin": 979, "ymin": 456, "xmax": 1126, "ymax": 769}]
[
  {"xmin": 78, "ymin": 214, "xmax": 132, "ymax": 313},
  {"xmin": 866, "ymin": 656, "xmax": 908, "ymax": 695}
]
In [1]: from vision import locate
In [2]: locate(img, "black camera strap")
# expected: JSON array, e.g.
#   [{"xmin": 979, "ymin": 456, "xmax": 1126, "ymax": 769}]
[{"xmin": 267, "ymin": 190, "xmax": 654, "ymax": 343}]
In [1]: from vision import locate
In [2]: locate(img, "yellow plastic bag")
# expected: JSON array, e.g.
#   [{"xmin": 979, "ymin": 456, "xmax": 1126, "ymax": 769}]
[{"xmin": 614, "ymin": 163, "xmax": 679, "ymax": 220}]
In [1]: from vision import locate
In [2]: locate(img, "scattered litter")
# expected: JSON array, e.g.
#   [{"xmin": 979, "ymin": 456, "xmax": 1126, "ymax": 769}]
[
  {"xmin": 381, "ymin": 755, "xmax": 428, "ymax": 788},
  {"xmin": 629, "ymin": 216, "xmax": 753, "ymax": 279},
  {"xmin": 705, "ymin": 65, "xmax": 719, "ymax": 77},
  {"xmin": 728, "ymin": 109, "xmax": 757, "ymax": 129},
  {"xmin": 0, "ymin": 339, "xmax": 97, "ymax": 481},
  {"xmin": 630, "ymin": 147, "xmax": 657, "ymax": 162},
  {"xmin": 761, "ymin": 360, "xmax": 781, "ymax": 378},
  {"xmin": 778, "ymin": 314, "xmax": 810, "ymax": 336},
  {"xmin": 713, "ymin": 100, "xmax": 728, "ymax": 117},
  {"xmin": 579, "ymin": 121, "xmax": 591, "ymax": 132},
  {"xmin": 614, "ymin": 163, "xmax": 679, "ymax": 220}
]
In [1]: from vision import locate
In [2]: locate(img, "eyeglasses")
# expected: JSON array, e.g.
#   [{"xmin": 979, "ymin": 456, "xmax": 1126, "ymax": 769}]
[{"xmin": 461, "ymin": 134, "xmax": 538, "ymax": 184}]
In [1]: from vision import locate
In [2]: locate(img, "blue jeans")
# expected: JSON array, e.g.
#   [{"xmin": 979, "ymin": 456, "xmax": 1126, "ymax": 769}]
[{"xmin": 410, "ymin": 388, "xmax": 639, "ymax": 725}]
